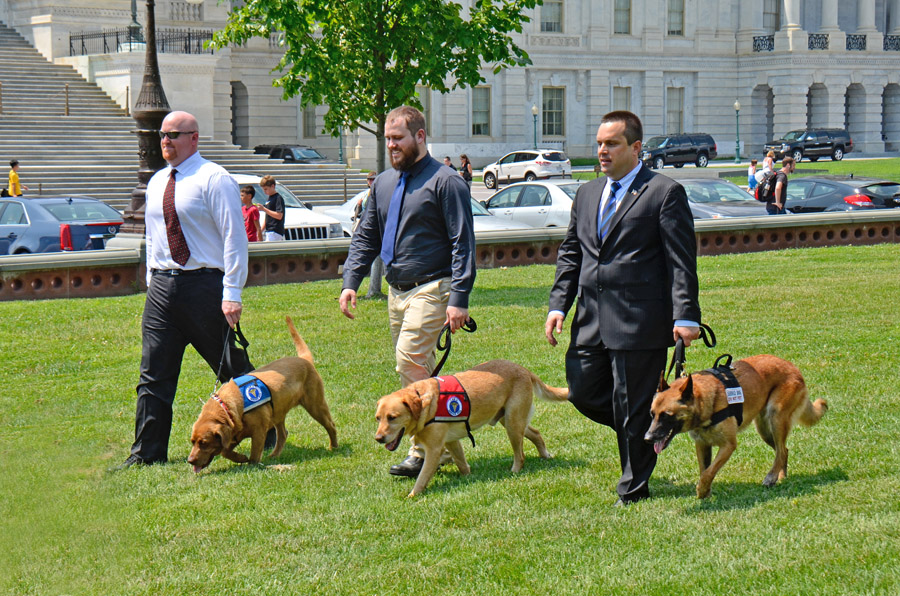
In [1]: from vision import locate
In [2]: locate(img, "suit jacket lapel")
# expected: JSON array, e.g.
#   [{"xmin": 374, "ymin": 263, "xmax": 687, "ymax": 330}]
[{"xmin": 604, "ymin": 166, "xmax": 652, "ymax": 240}]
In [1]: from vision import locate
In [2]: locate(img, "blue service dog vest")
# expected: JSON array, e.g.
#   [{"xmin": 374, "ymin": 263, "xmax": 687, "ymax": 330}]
[{"xmin": 233, "ymin": 374, "xmax": 272, "ymax": 412}]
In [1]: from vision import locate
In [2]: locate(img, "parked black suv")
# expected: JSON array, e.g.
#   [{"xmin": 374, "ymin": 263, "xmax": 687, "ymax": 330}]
[
  {"xmin": 641, "ymin": 133, "xmax": 717, "ymax": 169},
  {"xmin": 253, "ymin": 144, "xmax": 331, "ymax": 164},
  {"xmin": 764, "ymin": 129, "xmax": 853, "ymax": 163}
]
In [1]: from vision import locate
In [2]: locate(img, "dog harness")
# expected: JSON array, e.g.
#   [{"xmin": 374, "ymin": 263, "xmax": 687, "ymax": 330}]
[
  {"xmin": 233, "ymin": 374, "xmax": 273, "ymax": 413},
  {"xmin": 424, "ymin": 375, "xmax": 475, "ymax": 446},
  {"xmin": 700, "ymin": 354, "xmax": 744, "ymax": 427}
]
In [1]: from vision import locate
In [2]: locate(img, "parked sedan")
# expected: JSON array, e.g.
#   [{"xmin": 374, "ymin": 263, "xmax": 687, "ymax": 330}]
[
  {"xmin": 783, "ymin": 176, "xmax": 899, "ymax": 213},
  {"xmin": 0, "ymin": 196, "xmax": 123, "ymax": 255},
  {"xmin": 482, "ymin": 149, "xmax": 572, "ymax": 189},
  {"xmin": 323, "ymin": 191, "xmax": 531, "ymax": 236},
  {"xmin": 482, "ymin": 181, "xmax": 583, "ymax": 227},
  {"xmin": 679, "ymin": 179, "xmax": 768, "ymax": 219},
  {"xmin": 232, "ymin": 174, "xmax": 344, "ymax": 240}
]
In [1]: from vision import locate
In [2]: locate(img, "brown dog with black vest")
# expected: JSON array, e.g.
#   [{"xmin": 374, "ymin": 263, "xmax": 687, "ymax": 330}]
[
  {"xmin": 645, "ymin": 354, "xmax": 827, "ymax": 498},
  {"xmin": 187, "ymin": 316, "xmax": 338, "ymax": 472},
  {"xmin": 374, "ymin": 359, "xmax": 569, "ymax": 497}
]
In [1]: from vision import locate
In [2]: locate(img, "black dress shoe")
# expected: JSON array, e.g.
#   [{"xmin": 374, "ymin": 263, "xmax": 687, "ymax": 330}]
[
  {"xmin": 389, "ymin": 455, "xmax": 424, "ymax": 477},
  {"xmin": 108, "ymin": 454, "xmax": 145, "ymax": 472}
]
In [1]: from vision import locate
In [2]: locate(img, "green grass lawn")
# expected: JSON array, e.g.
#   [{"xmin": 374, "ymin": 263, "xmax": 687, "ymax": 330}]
[{"xmin": 2, "ymin": 245, "xmax": 900, "ymax": 595}]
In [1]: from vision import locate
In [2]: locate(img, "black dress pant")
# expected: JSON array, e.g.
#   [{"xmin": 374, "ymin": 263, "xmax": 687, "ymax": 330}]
[
  {"xmin": 565, "ymin": 343, "xmax": 666, "ymax": 502},
  {"xmin": 131, "ymin": 270, "xmax": 252, "ymax": 463}
]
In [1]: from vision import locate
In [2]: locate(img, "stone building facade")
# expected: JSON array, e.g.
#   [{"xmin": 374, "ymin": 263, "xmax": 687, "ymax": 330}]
[{"xmin": 2, "ymin": 0, "xmax": 899, "ymax": 168}]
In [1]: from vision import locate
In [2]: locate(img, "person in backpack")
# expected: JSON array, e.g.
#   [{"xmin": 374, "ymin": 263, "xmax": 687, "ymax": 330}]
[{"xmin": 767, "ymin": 156, "xmax": 795, "ymax": 215}]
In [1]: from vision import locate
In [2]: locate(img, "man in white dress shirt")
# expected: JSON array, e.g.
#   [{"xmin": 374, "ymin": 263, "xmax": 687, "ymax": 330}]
[{"xmin": 114, "ymin": 111, "xmax": 252, "ymax": 469}]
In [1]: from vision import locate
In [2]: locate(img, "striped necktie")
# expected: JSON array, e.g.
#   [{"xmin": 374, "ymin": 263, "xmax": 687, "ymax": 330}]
[
  {"xmin": 163, "ymin": 168, "xmax": 191, "ymax": 266},
  {"xmin": 598, "ymin": 180, "xmax": 622, "ymax": 241}
]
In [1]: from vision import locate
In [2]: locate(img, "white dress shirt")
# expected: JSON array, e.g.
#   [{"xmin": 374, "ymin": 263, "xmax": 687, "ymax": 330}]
[{"xmin": 145, "ymin": 151, "xmax": 248, "ymax": 302}]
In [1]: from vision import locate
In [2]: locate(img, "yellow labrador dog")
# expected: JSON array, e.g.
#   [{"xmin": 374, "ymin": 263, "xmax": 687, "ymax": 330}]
[
  {"xmin": 188, "ymin": 316, "xmax": 338, "ymax": 472},
  {"xmin": 374, "ymin": 359, "xmax": 569, "ymax": 497}
]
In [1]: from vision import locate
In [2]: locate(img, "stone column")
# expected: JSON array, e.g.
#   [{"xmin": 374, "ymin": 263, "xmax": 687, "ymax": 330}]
[
  {"xmin": 736, "ymin": 0, "xmax": 764, "ymax": 53},
  {"xmin": 856, "ymin": 0, "xmax": 883, "ymax": 50},
  {"xmin": 819, "ymin": 0, "xmax": 845, "ymax": 49},
  {"xmin": 891, "ymin": 0, "xmax": 900, "ymax": 35},
  {"xmin": 775, "ymin": 0, "xmax": 806, "ymax": 51}
]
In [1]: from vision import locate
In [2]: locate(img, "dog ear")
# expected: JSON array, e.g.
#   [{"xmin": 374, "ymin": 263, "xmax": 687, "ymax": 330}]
[
  {"xmin": 403, "ymin": 389, "xmax": 423, "ymax": 421},
  {"xmin": 657, "ymin": 371, "xmax": 669, "ymax": 392},
  {"xmin": 216, "ymin": 425, "xmax": 233, "ymax": 450},
  {"xmin": 679, "ymin": 375, "xmax": 694, "ymax": 404}
]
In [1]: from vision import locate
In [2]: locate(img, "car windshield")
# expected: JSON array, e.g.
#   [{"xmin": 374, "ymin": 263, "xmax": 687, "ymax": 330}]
[
  {"xmin": 682, "ymin": 181, "xmax": 753, "ymax": 204},
  {"xmin": 471, "ymin": 199, "xmax": 492, "ymax": 216},
  {"xmin": 541, "ymin": 152, "xmax": 567, "ymax": 162},
  {"xmin": 293, "ymin": 148, "xmax": 325, "ymax": 159},
  {"xmin": 862, "ymin": 182, "xmax": 900, "ymax": 198},
  {"xmin": 251, "ymin": 183, "xmax": 307, "ymax": 209},
  {"xmin": 42, "ymin": 201, "xmax": 123, "ymax": 222},
  {"xmin": 782, "ymin": 130, "xmax": 805, "ymax": 141},
  {"xmin": 643, "ymin": 136, "xmax": 667, "ymax": 149},
  {"xmin": 557, "ymin": 183, "xmax": 582, "ymax": 199}
]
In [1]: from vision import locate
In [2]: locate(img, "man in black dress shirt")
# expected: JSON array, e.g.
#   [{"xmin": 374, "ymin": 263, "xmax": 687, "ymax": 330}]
[{"xmin": 340, "ymin": 105, "xmax": 475, "ymax": 477}]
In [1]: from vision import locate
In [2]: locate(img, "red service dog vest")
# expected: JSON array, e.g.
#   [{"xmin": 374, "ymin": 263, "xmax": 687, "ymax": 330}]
[{"xmin": 425, "ymin": 375, "xmax": 475, "ymax": 446}]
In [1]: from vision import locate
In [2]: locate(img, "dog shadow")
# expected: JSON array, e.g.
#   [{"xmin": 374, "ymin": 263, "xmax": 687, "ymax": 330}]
[
  {"xmin": 654, "ymin": 466, "xmax": 849, "ymax": 513},
  {"xmin": 199, "ymin": 442, "xmax": 351, "ymax": 476},
  {"xmin": 398, "ymin": 453, "xmax": 592, "ymax": 494}
]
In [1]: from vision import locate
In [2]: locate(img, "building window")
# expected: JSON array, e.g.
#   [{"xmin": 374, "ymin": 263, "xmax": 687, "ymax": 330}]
[
  {"xmin": 763, "ymin": 0, "xmax": 780, "ymax": 33},
  {"xmin": 541, "ymin": 0, "xmax": 563, "ymax": 32},
  {"xmin": 614, "ymin": 0, "xmax": 631, "ymax": 35},
  {"xmin": 415, "ymin": 85, "xmax": 432, "ymax": 134},
  {"xmin": 542, "ymin": 87, "xmax": 565, "ymax": 137},
  {"xmin": 302, "ymin": 105, "xmax": 316, "ymax": 138},
  {"xmin": 472, "ymin": 87, "xmax": 491, "ymax": 136},
  {"xmin": 666, "ymin": 87, "xmax": 684, "ymax": 134},
  {"xmin": 667, "ymin": 0, "xmax": 684, "ymax": 36},
  {"xmin": 613, "ymin": 86, "xmax": 631, "ymax": 112}
]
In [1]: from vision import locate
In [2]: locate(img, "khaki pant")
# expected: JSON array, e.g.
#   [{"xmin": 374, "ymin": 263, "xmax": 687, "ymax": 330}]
[{"xmin": 388, "ymin": 277, "xmax": 449, "ymax": 458}]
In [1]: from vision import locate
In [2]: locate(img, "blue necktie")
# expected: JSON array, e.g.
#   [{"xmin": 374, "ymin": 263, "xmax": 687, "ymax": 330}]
[
  {"xmin": 380, "ymin": 172, "xmax": 408, "ymax": 266},
  {"xmin": 598, "ymin": 180, "xmax": 621, "ymax": 241}
]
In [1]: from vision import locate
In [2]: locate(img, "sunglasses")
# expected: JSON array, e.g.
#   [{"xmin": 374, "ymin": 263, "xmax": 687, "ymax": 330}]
[{"xmin": 158, "ymin": 130, "xmax": 197, "ymax": 140}]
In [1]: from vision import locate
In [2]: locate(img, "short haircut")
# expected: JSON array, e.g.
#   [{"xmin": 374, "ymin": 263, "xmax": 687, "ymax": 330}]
[
  {"xmin": 366, "ymin": 171, "xmax": 376, "ymax": 180},
  {"xmin": 241, "ymin": 185, "xmax": 255, "ymax": 197},
  {"xmin": 386, "ymin": 105, "xmax": 426, "ymax": 137},
  {"xmin": 767, "ymin": 150, "xmax": 775, "ymax": 158},
  {"xmin": 260, "ymin": 175, "xmax": 276, "ymax": 187},
  {"xmin": 782, "ymin": 156, "xmax": 795, "ymax": 167},
  {"xmin": 600, "ymin": 111, "xmax": 643, "ymax": 145},
  {"xmin": 751, "ymin": 159, "xmax": 758, "ymax": 165},
  {"xmin": 9, "ymin": 159, "xmax": 18, "ymax": 167}
]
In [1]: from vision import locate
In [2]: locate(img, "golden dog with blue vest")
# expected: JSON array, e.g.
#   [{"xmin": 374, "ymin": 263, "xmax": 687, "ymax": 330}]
[
  {"xmin": 188, "ymin": 316, "xmax": 338, "ymax": 472},
  {"xmin": 374, "ymin": 359, "xmax": 569, "ymax": 497}
]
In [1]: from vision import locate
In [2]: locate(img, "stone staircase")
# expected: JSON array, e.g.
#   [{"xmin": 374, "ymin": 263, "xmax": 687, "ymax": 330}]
[{"xmin": 0, "ymin": 22, "xmax": 367, "ymax": 211}]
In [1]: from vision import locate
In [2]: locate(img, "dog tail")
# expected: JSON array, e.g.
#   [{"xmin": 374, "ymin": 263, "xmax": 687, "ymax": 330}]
[
  {"xmin": 796, "ymin": 389, "xmax": 828, "ymax": 427},
  {"xmin": 285, "ymin": 316, "xmax": 313, "ymax": 364},
  {"xmin": 531, "ymin": 373, "xmax": 570, "ymax": 402}
]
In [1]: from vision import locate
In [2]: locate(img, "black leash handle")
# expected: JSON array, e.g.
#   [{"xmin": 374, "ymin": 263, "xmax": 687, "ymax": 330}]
[
  {"xmin": 217, "ymin": 322, "xmax": 252, "ymax": 383},
  {"xmin": 431, "ymin": 317, "xmax": 477, "ymax": 377},
  {"xmin": 665, "ymin": 323, "xmax": 717, "ymax": 381}
]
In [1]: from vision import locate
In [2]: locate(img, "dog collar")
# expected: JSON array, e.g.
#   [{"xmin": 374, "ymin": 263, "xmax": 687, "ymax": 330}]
[
  {"xmin": 424, "ymin": 375, "xmax": 475, "ymax": 447},
  {"xmin": 211, "ymin": 393, "xmax": 235, "ymax": 427},
  {"xmin": 700, "ymin": 355, "xmax": 744, "ymax": 427},
  {"xmin": 233, "ymin": 374, "xmax": 273, "ymax": 413}
]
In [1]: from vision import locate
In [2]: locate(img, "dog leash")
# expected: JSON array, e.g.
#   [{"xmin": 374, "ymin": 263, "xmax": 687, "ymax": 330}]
[
  {"xmin": 666, "ymin": 323, "xmax": 717, "ymax": 381},
  {"xmin": 207, "ymin": 322, "xmax": 252, "ymax": 402},
  {"xmin": 430, "ymin": 317, "xmax": 477, "ymax": 377}
]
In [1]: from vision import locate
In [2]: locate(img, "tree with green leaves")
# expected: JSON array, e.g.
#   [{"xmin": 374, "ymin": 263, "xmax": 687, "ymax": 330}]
[{"xmin": 210, "ymin": 0, "xmax": 540, "ymax": 173}]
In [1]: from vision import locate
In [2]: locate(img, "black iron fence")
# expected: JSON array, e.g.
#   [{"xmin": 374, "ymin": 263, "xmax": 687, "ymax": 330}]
[{"xmin": 70, "ymin": 28, "xmax": 214, "ymax": 56}]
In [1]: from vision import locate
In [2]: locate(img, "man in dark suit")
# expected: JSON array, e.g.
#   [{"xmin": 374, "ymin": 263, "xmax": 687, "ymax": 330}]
[{"xmin": 545, "ymin": 111, "xmax": 701, "ymax": 505}]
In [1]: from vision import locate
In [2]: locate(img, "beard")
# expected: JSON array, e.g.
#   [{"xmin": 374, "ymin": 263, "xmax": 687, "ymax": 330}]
[{"xmin": 390, "ymin": 142, "xmax": 420, "ymax": 171}]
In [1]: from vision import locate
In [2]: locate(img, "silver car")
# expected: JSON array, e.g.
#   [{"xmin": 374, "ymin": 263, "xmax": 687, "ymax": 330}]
[{"xmin": 482, "ymin": 181, "xmax": 583, "ymax": 228}]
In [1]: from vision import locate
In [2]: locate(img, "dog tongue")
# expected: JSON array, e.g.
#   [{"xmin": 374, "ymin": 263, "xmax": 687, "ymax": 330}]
[
  {"xmin": 193, "ymin": 465, "xmax": 203, "ymax": 474},
  {"xmin": 654, "ymin": 440, "xmax": 667, "ymax": 455}
]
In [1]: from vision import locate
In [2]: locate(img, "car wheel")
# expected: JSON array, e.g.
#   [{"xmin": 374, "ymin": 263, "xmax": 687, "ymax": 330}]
[
  {"xmin": 483, "ymin": 172, "xmax": 496, "ymax": 189},
  {"xmin": 791, "ymin": 149, "xmax": 803, "ymax": 163},
  {"xmin": 525, "ymin": 172, "xmax": 537, "ymax": 181},
  {"xmin": 653, "ymin": 157, "xmax": 665, "ymax": 170},
  {"xmin": 696, "ymin": 153, "xmax": 709, "ymax": 168},
  {"xmin": 832, "ymin": 147, "xmax": 844, "ymax": 161}
]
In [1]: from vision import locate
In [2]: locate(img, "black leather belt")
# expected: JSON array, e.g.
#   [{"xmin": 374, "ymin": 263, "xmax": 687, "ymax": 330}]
[
  {"xmin": 389, "ymin": 273, "xmax": 447, "ymax": 293},
  {"xmin": 150, "ymin": 267, "xmax": 223, "ymax": 276}
]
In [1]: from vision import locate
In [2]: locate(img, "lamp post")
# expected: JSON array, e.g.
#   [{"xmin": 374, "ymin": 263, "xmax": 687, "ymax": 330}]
[
  {"xmin": 531, "ymin": 104, "xmax": 539, "ymax": 150},
  {"xmin": 733, "ymin": 99, "xmax": 741, "ymax": 165}
]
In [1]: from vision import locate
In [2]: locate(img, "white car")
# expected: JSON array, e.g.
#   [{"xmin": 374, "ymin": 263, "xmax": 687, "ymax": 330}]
[
  {"xmin": 323, "ymin": 191, "xmax": 532, "ymax": 236},
  {"xmin": 482, "ymin": 149, "xmax": 572, "ymax": 189},
  {"xmin": 231, "ymin": 174, "xmax": 343, "ymax": 240},
  {"xmin": 482, "ymin": 180, "xmax": 583, "ymax": 228}
]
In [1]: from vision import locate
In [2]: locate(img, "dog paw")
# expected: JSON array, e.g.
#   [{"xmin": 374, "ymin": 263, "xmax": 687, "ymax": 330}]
[
  {"xmin": 696, "ymin": 484, "xmax": 711, "ymax": 499},
  {"xmin": 763, "ymin": 474, "xmax": 778, "ymax": 487}
]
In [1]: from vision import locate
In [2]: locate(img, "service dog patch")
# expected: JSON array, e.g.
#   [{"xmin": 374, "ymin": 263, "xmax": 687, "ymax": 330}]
[{"xmin": 234, "ymin": 374, "xmax": 272, "ymax": 412}]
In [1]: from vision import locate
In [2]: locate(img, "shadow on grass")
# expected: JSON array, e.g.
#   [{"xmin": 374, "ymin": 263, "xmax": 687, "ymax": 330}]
[
  {"xmin": 652, "ymin": 466, "xmax": 849, "ymax": 512},
  {"xmin": 196, "ymin": 442, "xmax": 352, "ymax": 476},
  {"xmin": 471, "ymin": 286, "xmax": 549, "ymax": 309},
  {"xmin": 388, "ymin": 453, "xmax": 592, "ymax": 494}
]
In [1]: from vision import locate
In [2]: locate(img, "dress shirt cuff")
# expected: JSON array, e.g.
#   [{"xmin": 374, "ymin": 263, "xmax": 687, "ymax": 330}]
[
  {"xmin": 549, "ymin": 310, "xmax": 565, "ymax": 318},
  {"xmin": 448, "ymin": 291, "xmax": 469, "ymax": 309},
  {"xmin": 223, "ymin": 286, "xmax": 243, "ymax": 303},
  {"xmin": 674, "ymin": 319, "xmax": 698, "ymax": 328}
]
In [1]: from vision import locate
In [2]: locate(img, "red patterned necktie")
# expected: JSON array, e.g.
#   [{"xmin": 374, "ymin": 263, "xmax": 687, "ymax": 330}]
[{"xmin": 163, "ymin": 168, "xmax": 191, "ymax": 266}]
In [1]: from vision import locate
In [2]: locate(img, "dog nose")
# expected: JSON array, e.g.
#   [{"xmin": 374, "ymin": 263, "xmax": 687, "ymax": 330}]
[{"xmin": 375, "ymin": 434, "xmax": 385, "ymax": 443}]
